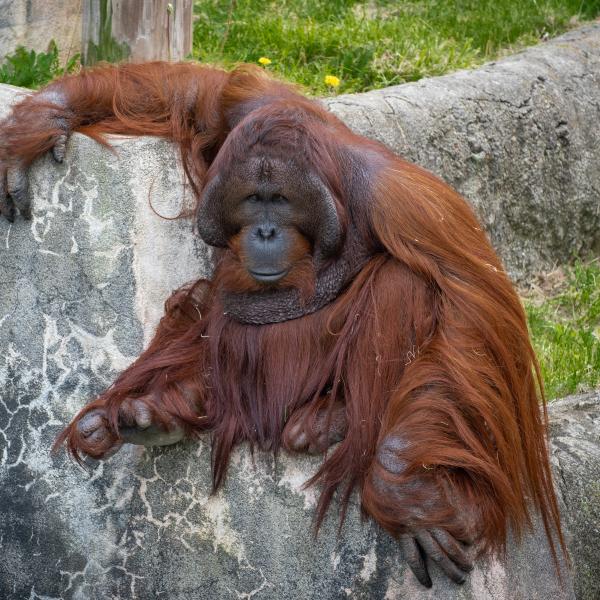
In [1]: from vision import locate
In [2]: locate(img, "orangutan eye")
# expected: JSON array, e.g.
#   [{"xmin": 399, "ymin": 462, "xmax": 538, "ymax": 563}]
[{"xmin": 244, "ymin": 193, "xmax": 288, "ymax": 204}]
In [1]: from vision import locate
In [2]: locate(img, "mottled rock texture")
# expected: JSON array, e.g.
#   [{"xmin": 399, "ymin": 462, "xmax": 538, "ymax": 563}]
[
  {"xmin": 1, "ymin": 25, "xmax": 599, "ymax": 600},
  {"xmin": 325, "ymin": 23, "xmax": 600, "ymax": 281},
  {"xmin": 549, "ymin": 394, "xmax": 600, "ymax": 600},
  {"xmin": 0, "ymin": 0, "xmax": 81, "ymax": 63}
]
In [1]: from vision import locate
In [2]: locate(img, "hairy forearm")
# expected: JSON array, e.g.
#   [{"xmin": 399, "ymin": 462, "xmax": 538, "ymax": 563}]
[{"xmin": 0, "ymin": 62, "xmax": 230, "ymax": 165}]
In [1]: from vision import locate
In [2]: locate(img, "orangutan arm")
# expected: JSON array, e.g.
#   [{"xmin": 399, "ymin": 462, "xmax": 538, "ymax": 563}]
[
  {"xmin": 0, "ymin": 62, "xmax": 229, "ymax": 221},
  {"xmin": 352, "ymin": 159, "xmax": 562, "ymax": 587},
  {"xmin": 0, "ymin": 61, "xmax": 303, "ymax": 223},
  {"xmin": 53, "ymin": 281, "xmax": 212, "ymax": 463}
]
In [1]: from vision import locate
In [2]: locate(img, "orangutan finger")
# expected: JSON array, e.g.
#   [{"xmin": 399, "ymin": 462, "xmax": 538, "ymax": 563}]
[
  {"xmin": 52, "ymin": 133, "xmax": 68, "ymax": 163},
  {"xmin": 399, "ymin": 534, "xmax": 432, "ymax": 588},
  {"xmin": 430, "ymin": 528, "xmax": 474, "ymax": 572},
  {"xmin": 0, "ymin": 170, "xmax": 15, "ymax": 222},
  {"xmin": 415, "ymin": 530, "xmax": 469, "ymax": 585},
  {"xmin": 7, "ymin": 165, "xmax": 30, "ymax": 219},
  {"xmin": 325, "ymin": 402, "xmax": 348, "ymax": 443},
  {"xmin": 77, "ymin": 410, "xmax": 106, "ymax": 437},
  {"xmin": 85, "ymin": 427, "xmax": 111, "ymax": 446},
  {"xmin": 132, "ymin": 399, "xmax": 153, "ymax": 429}
]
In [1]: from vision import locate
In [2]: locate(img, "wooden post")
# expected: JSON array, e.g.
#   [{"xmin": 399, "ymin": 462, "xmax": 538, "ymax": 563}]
[{"xmin": 82, "ymin": 0, "xmax": 193, "ymax": 65}]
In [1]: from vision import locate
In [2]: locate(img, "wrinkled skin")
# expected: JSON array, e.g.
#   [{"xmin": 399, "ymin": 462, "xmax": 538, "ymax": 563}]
[
  {"xmin": 282, "ymin": 400, "xmax": 348, "ymax": 454},
  {"xmin": 372, "ymin": 435, "xmax": 481, "ymax": 586},
  {"xmin": 76, "ymin": 399, "xmax": 186, "ymax": 458}
]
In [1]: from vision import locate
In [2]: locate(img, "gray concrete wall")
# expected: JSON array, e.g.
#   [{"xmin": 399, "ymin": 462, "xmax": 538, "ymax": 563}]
[
  {"xmin": 326, "ymin": 23, "xmax": 600, "ymax": 281},
  {"xmin": 0, "ymin": 25, "xmax": 599, "ymax": 600}
]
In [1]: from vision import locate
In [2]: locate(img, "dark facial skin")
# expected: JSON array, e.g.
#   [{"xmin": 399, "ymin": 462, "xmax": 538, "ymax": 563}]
[
  {"xmin": 236, "ymin": 191, "xmax": 296, "ymax": 283},
  {"xmin": 197, "ymin": 153, "xmax": 343, "ymax": 284}
]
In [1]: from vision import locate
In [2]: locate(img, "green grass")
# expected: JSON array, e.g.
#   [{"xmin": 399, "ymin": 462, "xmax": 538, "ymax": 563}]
[
  {"xmin": 525, "ymin": 260, "xmax": 600, "ymax": 400},
  {"xmin": 193, "ymin": 0, "xmax": 600, "ymax": 94},
  {"xmin": 0, "ymin": 40, "xmax": 79, "ymax": 89},
  {"xmin": 2, "ymin": 3, "xmax": 598, "ymax": 93}
]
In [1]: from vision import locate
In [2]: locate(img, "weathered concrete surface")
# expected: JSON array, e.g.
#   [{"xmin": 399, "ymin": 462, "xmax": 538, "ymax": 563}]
[
  {"xmin": 326, "ymin": 23, "xmax": 600, "ymax": 281},
  {"xmin": 549, "ymin": 394, "xmax": 600, "ymax": 600},
  {"xmin": 1, "ymin": 27, "xmax": 600, "ymax": 600}
]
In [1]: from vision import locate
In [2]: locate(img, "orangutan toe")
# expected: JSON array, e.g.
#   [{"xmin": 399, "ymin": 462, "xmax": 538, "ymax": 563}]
[
  {"xmin": 399, "ymin": 534, "xmax": 431, "ymax": 588},
  {"xmin": 52, "ymin": 133, "xmax": 69, "ymax": 163},
  {"xmin": 283, "ymin": 400, "xmax": 347, "ymax": 454},
  {"xmin": 74, "ymin": 407, "xmax": 121, "ymax": 458},
  {"xmin": 284, "ymin": 420, "xmax": 329, "ymax": 454},
  {"xmin": 62, "ymin": 395, "xmax": 187, "ymax": 462},
  {"xmin": 118, "ymin": 398, "xmax": 184, "ymax": 446},
  {"xmin": 414, "ymin": 528, "xmax": 471, "ymax": 584}
]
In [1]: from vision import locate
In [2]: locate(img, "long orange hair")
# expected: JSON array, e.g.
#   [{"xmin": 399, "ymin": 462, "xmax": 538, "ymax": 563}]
[{"xmin": 2, "ymin": 61, "xmax": 563, "ymax": 564}]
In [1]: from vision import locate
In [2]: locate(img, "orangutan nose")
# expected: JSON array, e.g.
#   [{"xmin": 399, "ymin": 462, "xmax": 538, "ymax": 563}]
[{"xmin": 257, "ymin": 224, "xmax": 277, "ymax": 240}]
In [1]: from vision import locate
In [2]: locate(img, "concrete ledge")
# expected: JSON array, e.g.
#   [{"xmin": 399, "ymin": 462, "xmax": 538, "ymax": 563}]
[
  {"xmin": 326, "ymin": 23, "xmax": 600, "ymax": 280},
  {"xmin": 1, "ymin": 26, "xmax": 599, "ymax": 600}
]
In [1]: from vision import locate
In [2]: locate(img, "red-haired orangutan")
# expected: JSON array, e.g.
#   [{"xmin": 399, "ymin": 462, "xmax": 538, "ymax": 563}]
[{"xmin": 0, "ymin": 63, "xmax": 564, "ymax": 587}]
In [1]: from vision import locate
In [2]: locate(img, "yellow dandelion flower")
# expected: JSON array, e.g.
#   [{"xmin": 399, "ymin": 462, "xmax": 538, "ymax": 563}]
[
  {"xmin": 258, "ymin": 57, "xmax": 272, "ymax": 66},
  {"xmin": 324, "ymin": 75, "xmax": 341, "ymax": 88}
]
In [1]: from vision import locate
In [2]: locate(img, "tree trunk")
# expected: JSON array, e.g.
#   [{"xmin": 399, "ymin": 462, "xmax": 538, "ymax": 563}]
[{"xmin": 82, "ymin": 0, "xmax": 193, "ymax": 65}]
